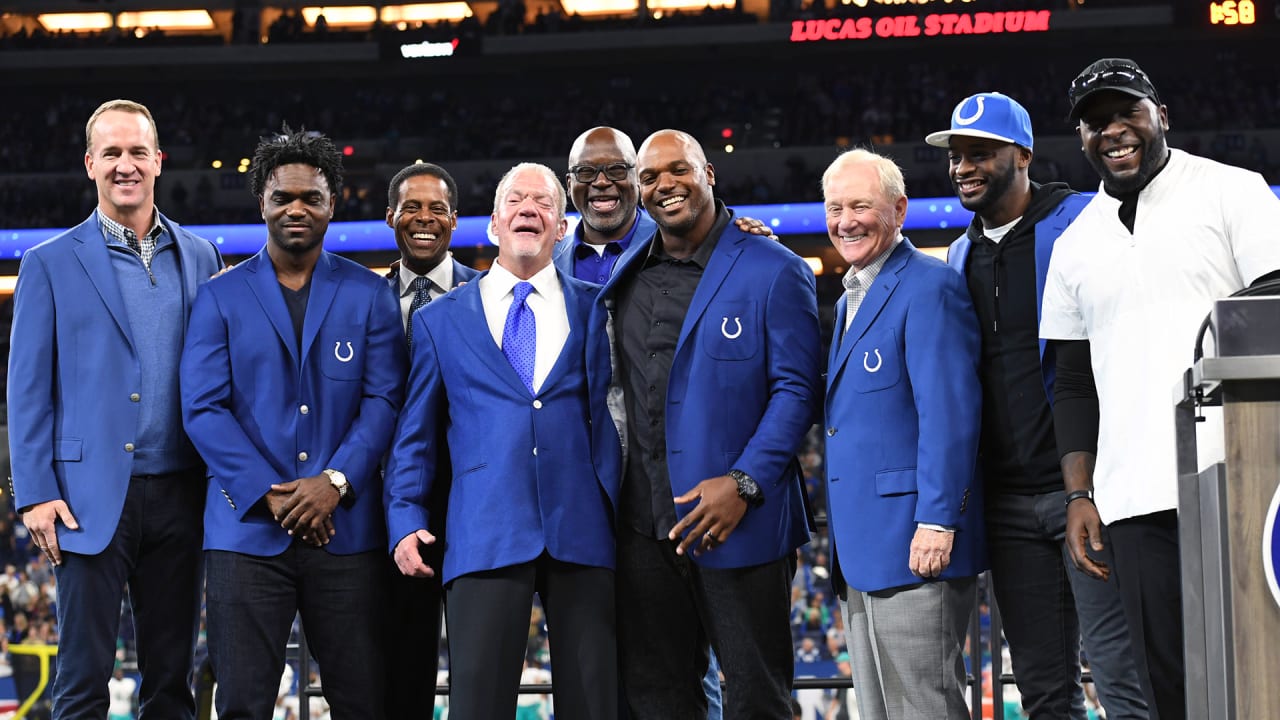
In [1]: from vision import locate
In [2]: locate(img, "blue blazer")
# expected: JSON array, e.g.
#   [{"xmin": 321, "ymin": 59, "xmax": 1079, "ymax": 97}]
[
  {"xmin": 603, "ymin": 221, "xmax": 821, "ymax": 569},
  {"xmin": 7, "ymin": 212, "xmax": 222, "ymax": 555},
  {"xmin": 553, "ymin": 210, "xmax": 658, "ymax": 282},
  {"xmin": 825, "ymin": 240, "xmax": 986, "ymax": 594},
  {"xmin": 946, "ymin": 193, "xmax": 1090, "ymax": 402},
  {"xmin": 384, "ymin": 270, "xmax": 621, "ymax": 584},
  {"xmin": 181, "ymin": 248, "xmax": 407, "ymax": 556}
]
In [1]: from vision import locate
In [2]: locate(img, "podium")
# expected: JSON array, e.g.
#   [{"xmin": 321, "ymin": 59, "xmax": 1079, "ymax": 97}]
[{"xmin": 1175, "ymin": 296, "xmax": 1280, "ymax": 719}]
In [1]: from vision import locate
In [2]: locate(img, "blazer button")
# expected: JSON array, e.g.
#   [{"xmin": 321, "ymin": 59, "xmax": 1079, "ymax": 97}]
[
  {"xmin": 300, "ymin": 405, "xmax": 310, "ymax": 415},
  {"xmin": 826, "ymin": 427, "xmax": 837, "ymax": 437},
  {"xmin": 124, "ymin": 443, "xmax": 135, "ymax": 452},
  {"xmin": 298, "ymin": 451, "xmax": 308, "ymax": 462},
  {"xmin": 532, "ymin": 400, "xmax": 543, "ymax": 409},
  {"xmin": 532, "ymin": 448, "xmax": 538, "ymax": 456},
  {"xmin": 129, "ymin": 393, "xmax": 141, "ymax": 402}
]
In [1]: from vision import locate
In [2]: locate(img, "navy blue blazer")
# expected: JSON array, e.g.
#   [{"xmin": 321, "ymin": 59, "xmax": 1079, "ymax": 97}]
[
  {"xmin": 384, "ymin": 269, "xmax": 621, "ymax": 583},
  {"xmin": 825, "ymin": 240, "xmax": 986, "ymax": 593},
  {"xmin": 7, "ymin": 211, "xmax": 222, "ymax": 555},
  {"xmin": 553, "ymin": 210, "xmax": 658, "ymax": 283},
  {"xmin": 603, "ymin": 219, "xmax": 821, "ymax": 569},
  {"xmin": 181, "ymin": 248, "xmax": 407, "ymax": 556}
]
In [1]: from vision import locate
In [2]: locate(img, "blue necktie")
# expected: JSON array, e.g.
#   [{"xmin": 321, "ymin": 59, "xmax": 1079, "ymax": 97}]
[
  {"xmin": 406, "ymin": 276, "xmax": 433, "ymax": 349},
  {"xmin": 502, "ymin": 281, "xmax": 537, "ymax": 395}
]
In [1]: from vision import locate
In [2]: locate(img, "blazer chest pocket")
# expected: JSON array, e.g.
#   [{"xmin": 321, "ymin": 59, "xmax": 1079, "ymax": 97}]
[
  {"xmin": 320, "ymin": 325, "xmax": 365, "ymax": 380},
  {"xmin": 702, "ymin": 301, "xmax": 759, "ymax": 361},
  {"xmin": 848, "ymin": 329, "xmax": 901, "ymax": 392}
]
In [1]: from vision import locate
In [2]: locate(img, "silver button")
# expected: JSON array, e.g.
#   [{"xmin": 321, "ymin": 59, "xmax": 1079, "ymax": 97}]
[
  {"xmin": 826, "ymin": 427, "xmax": 837, "ymax": 437},
  {"xmin": 298, "ymin": 451, "xmax": 309, "ymax": 462},
  {"xmin": 532, "ymin": 400, "xmax": 543, "ymax": 409},
  {"xmin": 124, "ymin": 443, "xmax": 135, "ymax": 452},
  {"xmin": 532, "ymin": 448, "xmax": 538, "ymax": 456},
  {"xmin": 300, "ymin": 405, "xmax": 310, "ymax": 415},
  {"xmin": 129, "ymin": 393, "xmax": 140, "ymax": 402}
]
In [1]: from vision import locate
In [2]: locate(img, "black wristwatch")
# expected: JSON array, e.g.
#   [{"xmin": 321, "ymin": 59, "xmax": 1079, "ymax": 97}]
[
  {"xmin": 728, "ymin": 469, "xmax": 764, "ymax": 508},
  {"xmin": 1064, "ymin": 489, "xmax": 1094, "ymax": 508}
]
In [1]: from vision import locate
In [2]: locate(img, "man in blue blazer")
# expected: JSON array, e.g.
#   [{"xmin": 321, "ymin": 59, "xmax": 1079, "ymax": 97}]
[
  {"xmin": 385, "ymin": 162, "xmax": 621, "ymax": 720},
  {"xmin": 822, "ymin": 148, "xmax": 984, "ymax": 720},
  {"xmin": 380, "ymin": 161, "xmax": 478, "ymax": 717},
  {"xmin": 605, "ymin": 130, "xmax": 820, "ymax": 719},
  {"xmin": 181, "ymin": 128, "xmax": 406, "ymax": 718},
  {"xmin": 7, "ymin": 100, "xmax": 222, "ymax": 719}
]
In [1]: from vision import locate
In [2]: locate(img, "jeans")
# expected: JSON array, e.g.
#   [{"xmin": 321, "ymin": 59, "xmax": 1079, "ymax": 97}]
[
  {"xmin": 52, "ymin": 471, "xmax": 204, "ymax": 720},
  {"xmin": 205, "ymin": 544, "xmax": 387, "ymax": 720},
  {"xmin": 986, "ymin": 490, "xmax": 1148, "ymax": 720}
]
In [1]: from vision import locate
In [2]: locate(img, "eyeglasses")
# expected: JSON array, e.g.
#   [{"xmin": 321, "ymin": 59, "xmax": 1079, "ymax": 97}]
[
  {"xmin": 568, "ymin": 163, "xmax": 634, "ymax": 184},
  {"xmin": 1069, "ymin": 67, "xmax": 1151, "ymax": 99}
]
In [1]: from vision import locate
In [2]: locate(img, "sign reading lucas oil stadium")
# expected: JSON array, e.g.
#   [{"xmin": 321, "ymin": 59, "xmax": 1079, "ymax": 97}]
[{"xmin": 789, "ymin": 9, "xmax": 1050, "ymax": 42}]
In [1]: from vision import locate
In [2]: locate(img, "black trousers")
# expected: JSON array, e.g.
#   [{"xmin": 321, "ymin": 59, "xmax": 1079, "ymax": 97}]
[
  {"xmin": 1108, "ymin": 510, "xmax": 1184, "ymax": 720},
  {"xmin": 52, "ymin": 471, "xmax": 204, "ymax": 720},
  {"xmin": 445, "ymin": 553, "xmax": 617, "ymax": 720},
  {"xmin": 616, "ymin": 525, "xmax": 797, "ymax": 720},
  {"xmin": 383, "ymin": 559, "xmax": 443, "ymax": 719}
]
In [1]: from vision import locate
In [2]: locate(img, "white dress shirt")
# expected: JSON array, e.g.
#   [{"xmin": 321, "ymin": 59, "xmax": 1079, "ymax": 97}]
[
  {"xmin": 479, "ymin": 260, "xmax": 570, "ymax": 394},
  {"xmin": 397, "ymin": 253, "xmax": 456, "ymax": 331}
]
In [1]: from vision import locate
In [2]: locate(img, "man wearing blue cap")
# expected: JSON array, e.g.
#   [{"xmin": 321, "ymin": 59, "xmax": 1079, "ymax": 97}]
[
  {"xmin": 1041, "ymin": 58, "xmax": 1280, "ymax": 720},
  {"xmin": 927, "ymin": 93, "xmax": 1148, "ymax": 720}
]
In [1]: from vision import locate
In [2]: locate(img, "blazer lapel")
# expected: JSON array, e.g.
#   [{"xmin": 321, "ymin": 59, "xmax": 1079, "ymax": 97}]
[
  {"xmin": 244, "ymin": 248, "xmax": 300, "ymax": 367},
  {"xmin": 300, "ymin": 253, "xmax": 340, "ymax": 364},
  {"xmin": 164, "ymin": 215, "xmax": 204, "ymax": 314},
  {"xmin": 831, "ymin": 240, "xmax": 911, "ymax": 384},
  {"xmin": 677, "ymin": 229, "xmax": 744, "ymax": 351},
  {"xmin": 449, "ymin": 279, "xmax": 530, "ymax": 398},
  {"xmin": 71, "ymin": 213, "xmax": 135, "ymax": 352}
]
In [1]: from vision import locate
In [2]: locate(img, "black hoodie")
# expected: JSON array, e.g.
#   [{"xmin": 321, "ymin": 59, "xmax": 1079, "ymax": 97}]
[{"xmin": 962, "ymin": 181, "xmax": 1076, "ymax": 495}]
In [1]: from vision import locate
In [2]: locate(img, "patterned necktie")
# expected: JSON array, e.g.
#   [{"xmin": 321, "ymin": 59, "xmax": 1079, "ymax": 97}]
[
  {"xmin": 406, "ymin": 276, "xmax": 432, "ymax": 348},
  {"xmin": 502, "ymin": 281, "xmax": 537, "ymax": 395},
  {"xmin": 844, "ymin": 277, "xmax": 865, "ymax": 332}
]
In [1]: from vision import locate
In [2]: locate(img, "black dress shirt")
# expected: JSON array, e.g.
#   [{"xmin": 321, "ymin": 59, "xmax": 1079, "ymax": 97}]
[{"xmin": 614, "ymin": 202, "xmax": 732, "ymax": 537}]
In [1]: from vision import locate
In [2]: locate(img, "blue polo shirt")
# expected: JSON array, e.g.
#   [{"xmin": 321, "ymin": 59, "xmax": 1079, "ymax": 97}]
[{"xmin": 569, "ymin": 211, "xmax": 641, "ymax": 285}]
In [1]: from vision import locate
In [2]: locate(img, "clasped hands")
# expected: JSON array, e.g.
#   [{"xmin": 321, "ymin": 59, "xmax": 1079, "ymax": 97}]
[{"xmin": 266, "ymin": 474, "xmax": 339, "ymax": 547}]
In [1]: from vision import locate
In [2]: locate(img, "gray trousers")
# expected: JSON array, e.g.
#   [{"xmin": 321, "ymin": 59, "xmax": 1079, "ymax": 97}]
[{"xmin": 842, "ymin": 577, "xmax": 977, "ymax": 720}]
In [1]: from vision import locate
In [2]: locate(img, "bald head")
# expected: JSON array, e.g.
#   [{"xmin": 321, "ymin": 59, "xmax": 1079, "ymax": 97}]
[
  {"xmin": 636, "ymin": 129, "xmax": 717, "ymax": 251},
  {"xmin": 567, "ymin": 126, "xmax": 640, "ymax": 243}
]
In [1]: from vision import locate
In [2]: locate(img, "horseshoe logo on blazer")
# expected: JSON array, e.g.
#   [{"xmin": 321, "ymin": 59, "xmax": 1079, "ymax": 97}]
[
  {"xmin": 334, "ymin": 341, "xmax": 355, "ymax": 363},
  {"xmin": 721, "ymin": 317, "xmax": 743, "ymax": 340},
  {"xmin": 863, "ymin": 348, "xmax": 883, "ymax": 373}
]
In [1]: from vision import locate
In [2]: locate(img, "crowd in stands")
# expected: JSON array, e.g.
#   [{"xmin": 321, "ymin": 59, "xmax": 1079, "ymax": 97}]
[{"xmin": 3, "ymin": 44, "xmax": 1277, "ymax": 230}]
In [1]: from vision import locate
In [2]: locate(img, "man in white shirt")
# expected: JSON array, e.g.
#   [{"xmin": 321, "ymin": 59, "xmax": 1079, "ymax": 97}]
[
  {"xmin": 384, "ymin": 163, "xmax": 622, "ymax": 720},
  {"xmin": 1040, "ymin": 57, "xmax": 1280, "ymax": 720}
]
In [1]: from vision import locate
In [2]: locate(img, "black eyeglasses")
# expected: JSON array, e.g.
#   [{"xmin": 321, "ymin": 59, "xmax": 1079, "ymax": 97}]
[
  {"xmin": 568, "ymin": 163, "xmax": 634, "ymax": 183},
  {"xmin": 1069, "ymin": 67, "xmax": 1151, "ymax": 99}
]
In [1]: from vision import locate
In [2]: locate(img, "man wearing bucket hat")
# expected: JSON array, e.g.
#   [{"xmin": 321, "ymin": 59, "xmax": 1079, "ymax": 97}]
[
  {"xmin": 1040, "ymin": 59, "xmax": 1280, "ymax": 720},
  {"xmin": 927, "ymin": 92, "xmax": 1147, "ymax": 720}
]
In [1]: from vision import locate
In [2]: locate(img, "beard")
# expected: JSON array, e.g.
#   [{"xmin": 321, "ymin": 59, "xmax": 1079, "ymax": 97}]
[
  {"xmin": 1091, "ymin": 132, "xmax": 1170, "ymax": 195},
  {"xmin": 952, "ymin": 156, "xmax": 1017, "ymax": 218}
]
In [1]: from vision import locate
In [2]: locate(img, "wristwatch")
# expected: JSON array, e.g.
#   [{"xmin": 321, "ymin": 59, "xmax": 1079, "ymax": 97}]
[
  {"xmin": 728, "ymin": 469, "xmax": 764, "ymax": 508},
  {"xmin": 322, "ymin": 469, "xmax": 350, "ymax": 500}
]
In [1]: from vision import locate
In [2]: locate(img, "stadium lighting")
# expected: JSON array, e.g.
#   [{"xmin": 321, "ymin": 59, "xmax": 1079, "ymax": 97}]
[
  {"xmin": 559, "ymin": 0, "xmax": 641, "ymax": 17},
  {"xmin": 117, "ymin": 11, "xmax": 215, "ymax": 31},
  {"xmin": 383, "ymin": 3, "xmax": 475, "ymax": 22},
  {"xmin": 36, "ymin": 13, "xmax": 113, "ymax": 32},
  {"xmin": 302, "ymin": 6, "xmax": 378, "ymax": 26}
]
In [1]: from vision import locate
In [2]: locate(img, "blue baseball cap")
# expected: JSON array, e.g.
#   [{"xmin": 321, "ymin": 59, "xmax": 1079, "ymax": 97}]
[{"xmin": 925, "ymin": 92, "xmax": 1034, "ymax": 150}]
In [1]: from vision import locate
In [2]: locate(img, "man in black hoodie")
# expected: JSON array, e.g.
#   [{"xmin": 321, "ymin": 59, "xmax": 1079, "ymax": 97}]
[{"xmin": 926, "ymin": 93, "xmax": 1148, "ymax": 720}]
